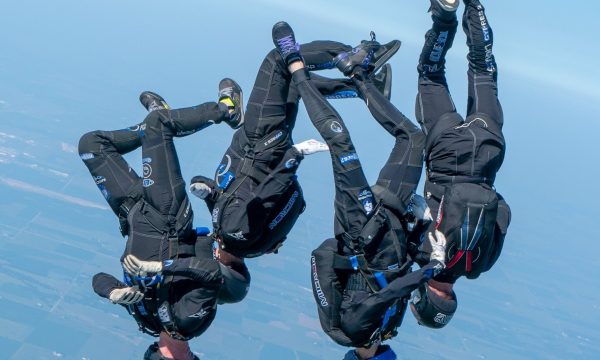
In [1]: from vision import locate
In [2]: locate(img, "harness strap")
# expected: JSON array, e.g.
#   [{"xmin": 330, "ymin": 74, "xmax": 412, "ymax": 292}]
[
  {"xmin": 154, "ymin": 275, "xmax": 189, "ymax": 341},
  {"xmin": 118, "ymin": 196, "xmax": 140, "ymax": 237},
  {"xmin": 221, "ymin": 128, "xmax": 290, "ymax": 199},
  {"xmin": 123, "ymin": 198, "xmax": 200, "ymax": 340},
  {"xmin": 124, "ymin": 273, "xmax": 163, "ymax": 338}
]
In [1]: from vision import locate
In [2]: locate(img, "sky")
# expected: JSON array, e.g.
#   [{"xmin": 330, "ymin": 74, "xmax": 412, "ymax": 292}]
[{"xmin": 1, "ymin": 0, "xmax": 599, "ymax": 359}]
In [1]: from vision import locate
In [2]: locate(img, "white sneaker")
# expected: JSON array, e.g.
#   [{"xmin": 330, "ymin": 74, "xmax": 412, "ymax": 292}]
[{"xmin": 293, "ymin": 139, "xmax": 329, "ymax": 155}]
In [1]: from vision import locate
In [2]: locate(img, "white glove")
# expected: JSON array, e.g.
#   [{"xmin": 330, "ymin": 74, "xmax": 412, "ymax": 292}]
[
  {"xmin": 293, "ymin": 139, "xmax": 329, "ymax": 156},
  {"xmin": 428, "ymin": 230, "xmax": 447, "ymax": 265},
  {"xmin": 123, "ymin": 254, "xmax": 163, "ymax": 277},
  {"xmin": 109, "ymin": 287, "xmax": 144, "ymax": 305},
  {"xmin": 190, "ymin": 182, "xmax": 212, "ymax": 200}
]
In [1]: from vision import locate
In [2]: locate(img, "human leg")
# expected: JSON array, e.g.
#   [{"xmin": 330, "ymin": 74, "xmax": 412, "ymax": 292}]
[
  {"xmin": 244, "ymin": 28, "xmax": 400, "ymax": 143},
  {"xmin": 78, "ymin": 126, "xmax": 143, "ymax": 217},
  {"xmin": 274, "ymin": 22, "xmax": 387, "ymax": 245},
  {"xmin": 139, "ymin": 97, "xmax": 229, "ymax": 218},
  {"xmin": 463, "ymin": 0, "xmax": 504, "ymax": 127},
  {"xmin": 415, "ymin": 1, "xmax": 460, "ymax": 135},
  {"xmin": 241, "ymin": 39, "xmax": 352, "ymax": 143},
  {"xmin": 352, "ymin": 68, "xmax": 425, "ymax": 210}
]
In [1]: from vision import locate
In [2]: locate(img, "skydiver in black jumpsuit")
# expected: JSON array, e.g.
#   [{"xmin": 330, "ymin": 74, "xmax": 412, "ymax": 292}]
[
  {"xmin": 408, "ymin": 0, "xmax": 511, "ymax": 330},
  {"xmin": 271, "ymin": 21, "xmax": 448, "ymax": 360},
  {"xmin": 79, "ymin": 86, "xmax": 250, "ymax": 360}
]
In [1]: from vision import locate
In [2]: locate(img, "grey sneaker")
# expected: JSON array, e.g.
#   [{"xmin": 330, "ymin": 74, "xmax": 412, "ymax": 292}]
[
  {"xmin": 334, "ymin": 32, "xmax": 401, "ymax": 76},
  {"xmin": 218, "ymin": 78, "xmax": 244, "ymax": 129},
  {"xmin": 139, "ymin": 91, "xmax": 169, "ymax": 112},
  {"xmin": 429, "ymin": 0, "xmax": 460, "ymax": 22}
]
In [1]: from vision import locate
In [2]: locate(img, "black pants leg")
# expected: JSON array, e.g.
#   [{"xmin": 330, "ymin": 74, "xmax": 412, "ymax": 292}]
[
  {"xmin": 415, "ymin": 16, "xmax": 459, "ymax": 135},
  {"xmin": 139, "ymin": 104, "xmax": 229, "ymax": 217},
  {"xmin": 292, "ymin": 70, "xmax": 372, "ymax": 240},
  {"xmin": 242, "ymin": 41, "xmax": 352, "ymax": 143},
  {"xmin": 463, "ymin": 1, "xmax": 504, "ymax": 127},
  {"xmin": 78, "ymin": 124, "xmax": 144, "ymax": 217},
  {"xmin": 353, "ymin": 74, "xmax": 425, "ymax": 211}
]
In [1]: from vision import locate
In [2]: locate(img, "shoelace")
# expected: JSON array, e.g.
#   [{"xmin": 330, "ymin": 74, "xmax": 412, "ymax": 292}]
[
  {"xmin": 276, "ymin": 35, "xmax": 298, "ymax": 56},
  {"xmin": 361, "ymin": 50, "xmax": 375, "ymax": 68},
  {"xmin": 219, "ymin": 86, "xmax": 234, "ymax": 100},
  {"xmin": 148, "ymin": 100, "xmax": 162, "ymax": 111}
]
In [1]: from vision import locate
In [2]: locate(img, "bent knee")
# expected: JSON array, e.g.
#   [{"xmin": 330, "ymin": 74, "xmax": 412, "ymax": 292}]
[
  {"xmin": 266, "ymin": 48, "xmax": 281, "ymax": 62},
  {"xmin": 78, "ymin": 130, "xmax": 104, "ymax": 156}
]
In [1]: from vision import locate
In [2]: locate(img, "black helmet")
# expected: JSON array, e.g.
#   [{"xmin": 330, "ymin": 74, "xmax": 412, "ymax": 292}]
[
  {"xmin": 217, "ymin": 263, "xmax": 250, "ymax": 304},
  {"xmin": 409, "ymin": 284, "xmax": 457, "ymax": 329}
]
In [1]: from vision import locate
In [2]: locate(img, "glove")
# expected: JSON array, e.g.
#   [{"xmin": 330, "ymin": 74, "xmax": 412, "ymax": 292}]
[
  {"xmin": 123, "ymin": 254, "xmax": 163, "ymax": 277},
  {"xmin": 426, "ymin": 230, "xmax": 447, "ymax": 265},
  {"xmin": 292, "ymin": 139, "xmax": 329, "ymax": 156},
  {"xmin": 190, "ymin": 182, "xmax": 212, "ymax": 200},
  {"xmin": 109, "ymin": 286, "xmax": 144, "ymax": 305}
]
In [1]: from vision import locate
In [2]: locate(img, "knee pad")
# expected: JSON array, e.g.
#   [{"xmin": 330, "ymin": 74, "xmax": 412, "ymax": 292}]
[{"xmin": 78, "ymin": 130, "xmax": 103, "ymax": 156}]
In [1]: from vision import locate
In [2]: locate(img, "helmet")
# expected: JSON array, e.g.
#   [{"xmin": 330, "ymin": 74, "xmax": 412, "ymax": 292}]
[
  {"xmin": 409, "ymin": 284, "xmax": 457, "ymax": 329},
  {"xmin": 217, "ymin": 263, "xmax": 250, "ymax": 304}
]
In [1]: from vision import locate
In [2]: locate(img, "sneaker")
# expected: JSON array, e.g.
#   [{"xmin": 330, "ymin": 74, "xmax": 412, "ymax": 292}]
[
  {"xmin": 370, "ymin": 39, "xmax": 402, "ymax": 73},
  {"xmin": 334, "ymin": 33, "xmax": 401, "ymax": 76},
  {"xmin": 371, "ymin": 64, "xmax": 392, "ymax": 101},
  {"xmin": 139, "ymin": 91, "xmax": 170, "ymax": 112},
  {"xmin": 292, "ymin": 139, "xmax": 329, "ymax": 156},
  {"xmin": 272, "ymin": 21, "xmax": 302, "ymax": 64},
  {"xmin": 218, "ymin": 78, "xmax": 244, "ymax": 129},
  {"xmin": 429, "ymin": 0, "xmax": 459, "ymax": 21}
]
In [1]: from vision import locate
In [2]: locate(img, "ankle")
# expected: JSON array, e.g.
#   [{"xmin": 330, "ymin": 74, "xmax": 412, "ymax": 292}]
[
  {"xmin": 217, "ymin": 101, "xmax": 233, "ymax": 117},
  {"xmin": 288, "ymin": 60, "xmax": 305, "ymax": 74}
]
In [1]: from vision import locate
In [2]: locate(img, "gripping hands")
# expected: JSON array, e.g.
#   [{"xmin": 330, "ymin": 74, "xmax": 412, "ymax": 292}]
[
  {"xmin": 425, "ymin": 230, "xmax": 447, "ymax": 265},
  {"xmin": 108, "ymin": 287, "xmax": 144, "ymax": 305},
  {"xmin": 190, "ymin": 182, "xmax": 212, "ymax": 200},
  {"xmin": 416, "ymin": 230, "xmax": 447, "ymax": 277},
  {"xmin": 123, "ymin": 254, "xmax": 163, "ymax": 277}
]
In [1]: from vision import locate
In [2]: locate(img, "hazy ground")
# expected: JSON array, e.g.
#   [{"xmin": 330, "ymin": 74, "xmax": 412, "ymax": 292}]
[{"xmin": 1, "ymin": 1, "xmax": 598, "ymax": 359}]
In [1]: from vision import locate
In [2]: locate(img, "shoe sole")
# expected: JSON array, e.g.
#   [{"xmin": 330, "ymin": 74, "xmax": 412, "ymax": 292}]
[
  {"xmin": 381, "ymin": 64, "xmax": 393, "ymax": 100},
  {"xmin": 372, "ymin": 40, "xmax": 402, "ymax": 74},
  {"xmin": 220, "ymin": 78, "xmax": 245, "ymax": 129},
  {"xmin": 139, "ymin": 91, "xmax": 169, "ymax": 111},
  {"xmin": 236, "ymin": 87, "xmax": 245, "ymax": 129},
  {"xmin": 437, "ymin": 0, "xmax": 460, "ymax": 11}
]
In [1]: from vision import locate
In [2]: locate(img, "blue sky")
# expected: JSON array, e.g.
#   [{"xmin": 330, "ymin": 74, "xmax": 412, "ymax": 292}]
[{"xmin": 1, "ymin": 1, "xmax": 599, "ymax": 359}]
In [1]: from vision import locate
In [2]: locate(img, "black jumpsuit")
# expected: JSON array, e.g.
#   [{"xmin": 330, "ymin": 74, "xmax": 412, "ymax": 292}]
[
  {"xmin": 205, "ymin": 41, "xmax": 377, "ymax": 258},
  {"xmin": 415, "ymin": 0, "xmax": 511, "ymax": 282},
  {"xmin": 293, "ymin": 67, "xmax": 442, "ymax": 346},
  {"xmin": 79, "ymin": 101, "xmax": 248, "ymax": 339}
]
